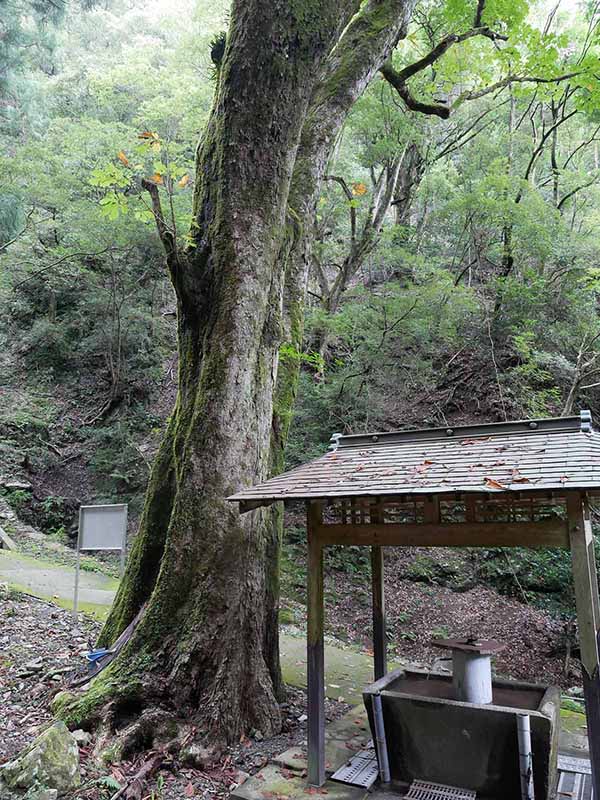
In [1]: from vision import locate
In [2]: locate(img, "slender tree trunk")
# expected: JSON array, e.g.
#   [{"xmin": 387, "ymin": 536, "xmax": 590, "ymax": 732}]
[{"xmin": 393, "ymin": 143, "xmax": 424, "ymax": 230}]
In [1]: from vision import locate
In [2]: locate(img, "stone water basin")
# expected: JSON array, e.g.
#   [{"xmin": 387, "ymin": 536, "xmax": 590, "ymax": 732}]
[{"xmin": 363, "ymin": 667, "xmax": 560, "ymax": 799}]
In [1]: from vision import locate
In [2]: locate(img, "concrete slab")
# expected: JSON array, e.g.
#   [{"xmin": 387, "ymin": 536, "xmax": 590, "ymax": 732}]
[
  {"xmin": 274, "ymin": 748, "xmax": 308, "ymax": 772},
  {"xmin": 275, "ymin": 739, "xmax": 364, "ymax": 776},
  {"xmin": 325, "ymin": 705, "xmax": 370, "ymax": 742},
  {"xmin": 231, "ymin": 764, "xmax": 368, "ymax": 800},
  {"xmin": 275, "ymin": 706, "xmax": 372, "ymax": 777},
  {"xmin": 366, "ymin": 790, "xmax": 407, "ymax": 800},
  {"xmin": 280, "ymin": 634, "xmax": 409, "ymax": 705}
]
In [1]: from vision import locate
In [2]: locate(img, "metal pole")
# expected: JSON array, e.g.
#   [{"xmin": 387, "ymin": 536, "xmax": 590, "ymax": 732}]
[
  {"xmin": 568, "ymin": 493, "xmax": 600, "ymax": 798},
  {"xmin": 73, "ymin": 507, "xmax": 82, "ymax": 620},
  {"xmin": 452, "ymin": 650, "xmax": 493, "ymax": 704},
  {"xmin": 120, "ymin": 505, "xmax": 128, "ymax": 576},
  {"xmin": 372, "ymin": 693, "xmax": 391, "ymax": 784},
  {"xmin": 517, "ymin": 713, "xmax": 535, "ymax": 800}
]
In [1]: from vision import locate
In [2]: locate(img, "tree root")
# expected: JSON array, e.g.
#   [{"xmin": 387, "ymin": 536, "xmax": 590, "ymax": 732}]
[
  {"xmin": 53, "ymin": 672, "xmax": 197, "ymax": 765},
  {"xmin": 109, "ymin": 752, "xmax": 165, "ymax": 800}
]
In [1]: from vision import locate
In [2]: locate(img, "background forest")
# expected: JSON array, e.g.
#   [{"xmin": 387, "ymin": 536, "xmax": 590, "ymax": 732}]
[{"xmin": 2, "ymin": 0, "xmax": 600, "ymax": 623}]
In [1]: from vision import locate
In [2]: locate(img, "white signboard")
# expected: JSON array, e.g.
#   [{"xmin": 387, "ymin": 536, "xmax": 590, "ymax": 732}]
[
  {"xmin": 73, "ymin": 504, "xmax": 128, "ymax": 617},
  {"xmin": 79, "ymin": 504, "xmax": 128, "ymax": 551}
]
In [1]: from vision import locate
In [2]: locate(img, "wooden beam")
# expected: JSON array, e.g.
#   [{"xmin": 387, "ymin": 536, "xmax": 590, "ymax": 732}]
[
  {"xmin": 307, "ymin": 501, "xmax": 325, "ymax": 788},
  {"xmin": 464, "ymin": 495, "xmax": 477, "ymax": 523},
  {"xmin": 318, "ymin": 519, "xmax": 569, "ymax": 548},
  {"xmin": 371, "ymin": 546, "xmax": 387, "ymax": 680},
  {"xmin": 423, "ymin": 496, "xmax": 440, "ymax": 524},
  {"xmin": 568, "ymin": 494, "xmax": 600, "ymax": 674},
  {"xmin": 239, "ymin": 499, "xmax": 273, "ymax": 513},
  {"xmin": 567, "ymin": 493, "xmax": 600, "ymax": 797},
  {"xmin": 0, "ymin": 526, "xmax": 17, "ymax": 550}
]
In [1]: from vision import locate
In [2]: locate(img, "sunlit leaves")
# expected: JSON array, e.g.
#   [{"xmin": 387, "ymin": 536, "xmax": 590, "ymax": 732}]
[
  {"xmin": 90, "ymin": 163, "xmax": 130, "ymax": 189},
  {"xmin": 98, "ymin": 191, "xmax": 129, "ymax": 220},
  {"xmin": 88, "ymin": 127, "xmax": 192, "ymax": 226},
  {"xmin": 137, "ymin": 131, "xmax": 161, "ymax": 153}
]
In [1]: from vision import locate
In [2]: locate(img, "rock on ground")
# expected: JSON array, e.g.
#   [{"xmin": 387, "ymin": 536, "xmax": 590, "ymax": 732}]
[{"xmin": 0, "ymin": 722, "xmax": 79, "ymax": 797}]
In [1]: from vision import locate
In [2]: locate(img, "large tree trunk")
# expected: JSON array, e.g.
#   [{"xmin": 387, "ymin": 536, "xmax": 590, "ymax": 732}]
[{"xmin": 56, "ymin": 0, "xmax": 415, "ymax": 750}]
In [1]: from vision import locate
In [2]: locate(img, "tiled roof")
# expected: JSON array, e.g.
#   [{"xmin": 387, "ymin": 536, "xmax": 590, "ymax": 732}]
[{"xmin": 228, "ymin": 414, "xmax": 600, "ymax": 504}]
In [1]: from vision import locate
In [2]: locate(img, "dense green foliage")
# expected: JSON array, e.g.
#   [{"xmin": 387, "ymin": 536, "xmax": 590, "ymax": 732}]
[
  {"xmin": 2, "ymin": 0, "xmax": 600, "ymax": 618},
  {"xmin": 1, "ymin": 0, "xmax": 226, "ymax": 506}
]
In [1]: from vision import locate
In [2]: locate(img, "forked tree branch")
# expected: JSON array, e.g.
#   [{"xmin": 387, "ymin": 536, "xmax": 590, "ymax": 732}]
[
  {"xmin": 380, "ymin": 0, "xmax": 581, "ymax": 121},
  {"xmin": 380, "ymin": 66, "xmax": 451, "ymax": 118},
  {"xmin": 141, "ymin": 178, "xmax": 175, "ymax": 258},
  {"xmin": 454, "ymin": 71, "xmax": 580, "ymax": 106},
  {"xmin": 391, "ymin": 26, "xmax": 507, "ymax": 85}
]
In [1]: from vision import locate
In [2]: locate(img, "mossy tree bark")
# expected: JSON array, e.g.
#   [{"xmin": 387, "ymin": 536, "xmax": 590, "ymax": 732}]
[{"xmin": 59, "ymin": 0, "xmax": 415, "ymax": 746}]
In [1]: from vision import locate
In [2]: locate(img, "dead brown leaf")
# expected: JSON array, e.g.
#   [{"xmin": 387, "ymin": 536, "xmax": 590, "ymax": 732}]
[{"xmin": 484, "ymin": 477, "xmax": 507, "ymax": 490}]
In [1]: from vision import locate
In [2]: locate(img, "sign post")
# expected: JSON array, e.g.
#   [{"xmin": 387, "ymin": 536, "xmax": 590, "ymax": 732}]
[{"xmin": 73, "ymin": 504, "xmax": 128, "ymax": 618}]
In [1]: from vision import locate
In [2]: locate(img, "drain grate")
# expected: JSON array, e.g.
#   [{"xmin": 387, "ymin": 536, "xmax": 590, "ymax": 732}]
[
  {"xmin": 558, "ymin": 755, "xmax": 592, "ymax": 775},
  {"xmin": 330, "ymin": 749, "xmax": 379, "ymax": 789},
  {"xmin": 557, "ymin": 753, "xmax": 593, "ymax": 800},
  {"xmin": 405, "ymin": 780, "xmax": 477, "ymax": 800},
  {"xmin": 557, "ymin": 770, "xmax": 593, "ymax": 800}
]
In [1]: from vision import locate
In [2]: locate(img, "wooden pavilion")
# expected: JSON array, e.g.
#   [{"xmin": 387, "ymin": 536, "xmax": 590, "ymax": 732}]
[{"xmin": 228, "ymin": 413, "xmax": 600, "ymax": 795}]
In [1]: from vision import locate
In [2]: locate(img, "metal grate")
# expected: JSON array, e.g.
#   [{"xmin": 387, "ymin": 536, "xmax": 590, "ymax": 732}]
[
  {"xmin": 330, "ymin": 748, "xmax": 378, "ymax": 789},
  {"xmin": 557, "ymin": 770, "xmax": 593, "ymax": 800},
  {"xmin": 558, "ymin": 755, "xmax": 592, "ymax": 775},
  {"xmin": 405, "ymin": 780, "xmax": 477, "ymax": 800},
  {"xmin": 557, "ymin": 753, "xmax": 593, "ymax": 800}
]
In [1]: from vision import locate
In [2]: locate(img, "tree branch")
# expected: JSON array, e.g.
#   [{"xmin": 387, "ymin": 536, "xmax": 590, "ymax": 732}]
[
  {"xmin": 380, "ymin": 64, "xmax": 450, "ymax": 118},
  {"xmin": 392, "ymin": 26, "xmax": 507, "ymax": 85},
  {"xmin": 141, "ymin": 179, "xmax": 175, "ymax": 258},
  {"xmin": 558, "ymin": 175, "xmax": 600, "ymax": 211},
  {"xmin": 380, "ymin": 1, "xmax": 579, "ymax": 122},
  {"xmin": 325, "ymin": 175, "xmax": 357, "ymax": 243},
  {"xmin": 0, "ymin": 207, "xmax": 35, "ymax": 254},
  {"xmin": 12, "ymin": 247, "xmax": 115, "ymax": 291},
  {"xmin": 453, "ymin": 71, "xmax": 580, "ymax": 107},
  {"xmin": 474, "ymin": 0, "xmax": 486, "ymax": 27},
  {"xmin": 380, "ymin": 20, "xmax": 508, "ymax": 118}
]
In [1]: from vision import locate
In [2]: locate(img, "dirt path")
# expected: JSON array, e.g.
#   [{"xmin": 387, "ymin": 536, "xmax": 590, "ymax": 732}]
[{"xmin": 0, "ymin": 549, "xmax": 118, "ymax": 617}]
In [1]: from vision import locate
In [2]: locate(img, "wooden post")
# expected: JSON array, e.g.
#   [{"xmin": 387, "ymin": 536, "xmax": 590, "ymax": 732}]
[
  {"xmin": 567, "ymin": 493, "xmax": 600, "ymax": 796},
  {"xmin": 307, "ymin": 501, "xmax": 325, "ymax": 787},
  {"xmin": 371, "ymin": 499, "xmax": 387, "ymax": 680}
]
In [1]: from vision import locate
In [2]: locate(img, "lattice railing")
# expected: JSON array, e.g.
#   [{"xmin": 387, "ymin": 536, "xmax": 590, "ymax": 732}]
[{"xmin": 321, "ymin": 495, "xmax": 564, "ymax": 526}]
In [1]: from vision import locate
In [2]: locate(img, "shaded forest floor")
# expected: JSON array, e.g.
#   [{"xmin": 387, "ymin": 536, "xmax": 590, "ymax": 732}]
[
  {"xmin": 0, "ymin": 590, "xmax": 350, "ymax": 800},
  {"xmin": 281, "ymin": 543, "xmax": 577, "ymax": 690},
  {"xmin": 0, "ymin": 497, "xmax": 584, "ymax": 800}
]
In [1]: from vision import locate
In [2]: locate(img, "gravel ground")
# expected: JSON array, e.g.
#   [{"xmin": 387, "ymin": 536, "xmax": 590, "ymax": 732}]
[
  {"xmin": 0, "ymin": 587, "xmax": 348, "ymax": 800},
  {"xmin": 0, "ymin": 587, "xmax": 99, "ymax": 762},
  {"xmin": 0, "ymin": 535, "xmax": 582, "ymax": 800}
]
